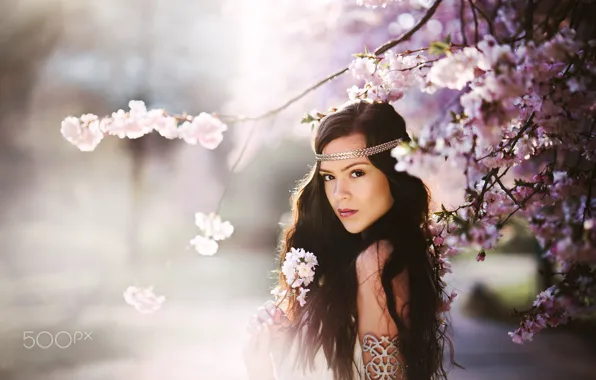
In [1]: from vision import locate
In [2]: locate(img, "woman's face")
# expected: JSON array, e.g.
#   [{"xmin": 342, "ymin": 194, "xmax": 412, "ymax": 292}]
[{"xmin": 318, "ymin": 133, "xmax": 394, "ymax": 234}]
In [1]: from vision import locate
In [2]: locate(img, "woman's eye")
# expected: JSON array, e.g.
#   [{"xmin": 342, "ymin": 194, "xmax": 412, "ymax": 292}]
[
  {"xmin": 351, "ymin": 170, "xmax": 365, "ymax": 178},
  {"xmin": 322, "ymin": 174, "xmax": 334, "ymax": 181}
]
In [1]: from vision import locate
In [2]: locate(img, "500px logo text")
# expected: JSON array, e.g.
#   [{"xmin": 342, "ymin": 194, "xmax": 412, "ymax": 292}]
[{"xmin": 23, "ymin": 331, "xmax": 93, "ymax": 349}]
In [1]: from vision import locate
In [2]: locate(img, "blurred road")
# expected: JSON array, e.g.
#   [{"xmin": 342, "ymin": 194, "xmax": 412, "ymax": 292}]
[{"xmin": 0, "ymin": 251, "xmax": 594, "ymax": 380}]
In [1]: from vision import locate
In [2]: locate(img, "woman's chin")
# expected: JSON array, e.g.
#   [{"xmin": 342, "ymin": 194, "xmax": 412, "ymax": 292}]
[{"xmin": 342, "ymin": 222, "xmax": 365, "ymax": 235}]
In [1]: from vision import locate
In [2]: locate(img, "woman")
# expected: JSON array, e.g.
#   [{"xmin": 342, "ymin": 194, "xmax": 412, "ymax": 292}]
[{"xmin": 243, "ymin": 100, "xmax": 454, "ymax": 380}]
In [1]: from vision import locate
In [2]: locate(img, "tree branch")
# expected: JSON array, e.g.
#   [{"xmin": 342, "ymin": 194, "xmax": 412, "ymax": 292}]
[
  {"xmin": 475, "ymin": 112, "xmax": 536, "ymax": 162},
  {"xmin": 493, "ymin": 172, "xmax": 521, "ymax": 207},
  {"xmin": 460, "ymin": 0, "xmax": 468, "ymax": 45},
  {"xmin": 525, "ymin": 0, "xmax": 534, "ymax": 41},
  {"xmin": 497, "ymin": 188, "xmax": 542, "ymax": 228},
  {"xmin": 220, "ymin": 0, "xmax": 444, "ymax": 123},
  {"xmin": 468, "ymin": 0, "xmax": 497, "ymax": 40},
  {"xmin": 374, "ymin": 0, "xmax": 444, "ymax": 56},
  {"xmin": 468, "ymin": 0, "xmax": 480, "ymax": 44},
  {"xmin": 473, "ymin": 168, "xmax": 499, "ymax": 217}
]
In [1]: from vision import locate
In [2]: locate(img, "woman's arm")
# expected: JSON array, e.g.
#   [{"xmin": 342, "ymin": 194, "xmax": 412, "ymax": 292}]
[
  {"xmin": 356, "ymin": 240, "xmax": 409, "ymax": 380},
  {"xmin": 244, "ymin": 301, "xmax": 290, "ymax": 380}
]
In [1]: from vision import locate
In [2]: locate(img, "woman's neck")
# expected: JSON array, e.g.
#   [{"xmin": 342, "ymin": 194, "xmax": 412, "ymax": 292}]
[{"xmin": 360, "ymin": 209, "xmax": 395, "ymax": 244}]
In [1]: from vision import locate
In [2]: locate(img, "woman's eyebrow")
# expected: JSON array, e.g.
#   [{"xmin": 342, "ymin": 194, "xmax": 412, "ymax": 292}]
[{"xmin": 319, "ymin": 161, "xmax": 369, "ymax": 173}]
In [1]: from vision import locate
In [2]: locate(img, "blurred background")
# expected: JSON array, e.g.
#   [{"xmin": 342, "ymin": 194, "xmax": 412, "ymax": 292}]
[{"xmin": 0, "ymin": 0, "xmax": 595, "ymax": 379}]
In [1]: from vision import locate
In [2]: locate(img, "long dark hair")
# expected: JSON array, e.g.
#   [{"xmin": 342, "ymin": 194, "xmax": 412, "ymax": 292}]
[{"xmin": 275, "ymin": 100, "xmax": 454, "ymax": 380}]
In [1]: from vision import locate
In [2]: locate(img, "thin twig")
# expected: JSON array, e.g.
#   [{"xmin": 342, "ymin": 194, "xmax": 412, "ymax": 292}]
[
  {"xmin": 493, "ymin": 173, "xmax": 521, "ymax": 207},
  {"xmin": 468, "ymin": 0, "xmax": 497, "ymax": 40},
  {"xmin": 546, "ymin": 0, "xmax": 575, "ymax": 39},
  {"xmin": 215, "ymin": 119, "xmax": 261, "ymax": 214},
  {"xmin": 468, "ymin": 0, "xmax": 480, "ymax": 44},
  {"xmin": 505, "ymin": 112, "xmax": 536, "ymax": 156},
  {"xmin": 460, "ymin": 0, "xmax": 468, "ymax": 45},
  {"xmin": 498, "ymin": 189, "xmax": 542, "ymax": 228},
  {"xmin": 220, "ymin": 67, "xmax": 349, "ymax": 123},
  {"xmin": 218, "ymin": 0, "xmax": 444, "ymax": 124},
  {"xmin": 476, "ymin": 112, "xmax": 536, "ymax": 162},
  {"xmin": 474, "ymin": 168, "xmax": 499, "ymax": 217},
  {"xmin": 373, "ymin": 0, "xmax": 444, "ymax": 56},
  {"xmin": 389, "ymin": 58, "xmax": 440, "ymax": 72}
]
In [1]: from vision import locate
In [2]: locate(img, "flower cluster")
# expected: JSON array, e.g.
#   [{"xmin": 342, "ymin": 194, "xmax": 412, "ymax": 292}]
[
  {"xmin": 61, "ymin": 100, "xmax": 228, "ymax": 151},
  {"xmin": 276, "ymin": 247, "xmax": 319, "ymax": 307},
  {"xmin": 190, "ymin": 212, "xmax": 234, "ymax": 256},
  {"xmin": 348, "ymin": 51, "xmax": 428, "ymax": 102},
  {"xmin": 123, "ymin": 285, "xmax": 166, "ymax": 314}
]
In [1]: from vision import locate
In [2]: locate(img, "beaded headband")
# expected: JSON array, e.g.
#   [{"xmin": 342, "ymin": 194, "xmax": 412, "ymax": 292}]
[{"xmin": 315, "ymin": 138, "xmax": 403, "ymax": 162}]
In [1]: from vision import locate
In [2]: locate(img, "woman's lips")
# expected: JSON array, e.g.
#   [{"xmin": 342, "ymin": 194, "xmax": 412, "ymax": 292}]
[{"xmin": 338, "ymin": 209, "xmax": 358, "ymax": 218}]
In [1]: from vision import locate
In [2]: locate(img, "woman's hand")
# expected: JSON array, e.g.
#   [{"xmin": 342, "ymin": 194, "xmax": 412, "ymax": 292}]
[{"xmin": 243, "ymin": 300, "xmax": 291, "ymax": 380}]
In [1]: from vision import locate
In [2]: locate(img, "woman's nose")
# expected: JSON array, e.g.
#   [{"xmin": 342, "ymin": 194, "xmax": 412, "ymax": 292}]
[{"xmin": 333, "ymin": 178, "xmax": 350, "ymax": 200}]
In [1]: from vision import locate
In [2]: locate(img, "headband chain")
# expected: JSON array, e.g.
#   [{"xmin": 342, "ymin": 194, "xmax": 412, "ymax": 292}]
[{"xmin": 315, "ymin": 138, "xmax": 403, "ymax": 162}]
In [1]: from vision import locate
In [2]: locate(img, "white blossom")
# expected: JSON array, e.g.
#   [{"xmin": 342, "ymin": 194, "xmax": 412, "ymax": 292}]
[
  {"xmin": 123, "ymin": 286, "xmax": 165, "ymax": 314},
  {"xmin": 102, "ymin": 101, "xmax": 155, "ymax": 139},
  {"xmin": 280, "ymin": 247, "xmax": 319, "ymax": 306},
  {"xmin": 427, "ymin": 47, "xmax": 481, "ymax": 90},
  {"xmin": 194, "ymin": 212, "xmax": 234, "ymax": 241},
  {"xmin": 190, "ymin": 235, "xmax": 219, "ymax": 256},
  {"xmin": 297, "ymin": 287, "xmax": 310, "ymax": 307},
  {"xmin": 60, "ymin": 115, "xmax": 104, "ymax": 152}
]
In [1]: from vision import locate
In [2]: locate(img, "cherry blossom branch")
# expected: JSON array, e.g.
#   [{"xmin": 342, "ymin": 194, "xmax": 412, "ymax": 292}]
[
  {"xmin": 475, "ymin": 112, "xmax": 536, "ymax": 162},
  {"xmin": 386, "ymin": 58, "xmax": 440, "ymax": 73},
  {"xmin": 373, "ymin": 0, "xmax": 443, "ymax": 55},
  {"xmin": 473, "ymin": 168, "xmax": 499, "ymax": 217},
  {"xmin": 219, "ymin": 0, "xmax": 444, "ymax": 124},
  {"xmin": 505, "ymin": 112, "xmax": 536, "ymax": 156},
  {"xmin": 401, "ymin": 47, "xmax": 431, "ymax": 55},
  {"xmin": 407, "ymin": 58, "xmax": 440, "ymax": 70},
  {"xmin": 498, "ymin": 187, "xmax": 543, "ymax": 228},
  {"xmin": 493, "ymin": 173, "xmax": 522, "ymax": 208}
]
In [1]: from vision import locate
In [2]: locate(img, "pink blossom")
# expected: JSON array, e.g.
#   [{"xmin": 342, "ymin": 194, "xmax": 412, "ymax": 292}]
[
  {"xmin": 427, "ymin": 47, "xmax": 481, "ymax": 90},
  {"xmin": 437, "ymin": 256, "xmax": 452, "ymax": 277},
  {"xmin": 348, "ymin": 51, "xmax": 427, "ymax": 102},
  {"xmin": 102, "ymin": 101, "xmax": 155, "ymax": 139},
  {"xmin": 349, "ymin": 57, "xmax": 379, "ymax": 82},
  {"xmin": 149, "ymin": 110, "xmax": 179, "ymax": 139},
  {"xmin": 60, "ymin": 114, "xmax": 104, "ymax": 152},
  {"xmin": 179, "ymin": 112, "xmax": 228, "ymax": 149},
  {"xmin": 439, "ymin": 290, "xmax": 457, "ymax": 312}
]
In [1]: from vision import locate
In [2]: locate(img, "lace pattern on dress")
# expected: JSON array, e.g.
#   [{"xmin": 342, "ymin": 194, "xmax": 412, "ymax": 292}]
[{"xmin": 361, "ymin": 333, "xmax": 405, "ymax": 380}]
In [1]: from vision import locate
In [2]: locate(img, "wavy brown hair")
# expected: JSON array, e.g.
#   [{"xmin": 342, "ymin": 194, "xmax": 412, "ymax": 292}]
[{"xmin": 275, "ymin": 100, "xmax": 455, "ymax": 380}]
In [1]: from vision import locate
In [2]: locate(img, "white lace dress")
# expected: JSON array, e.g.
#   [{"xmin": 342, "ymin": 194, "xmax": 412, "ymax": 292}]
[{"xmin": 271, "ymin": 336, "xmax": 364, "ymax": 380}]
